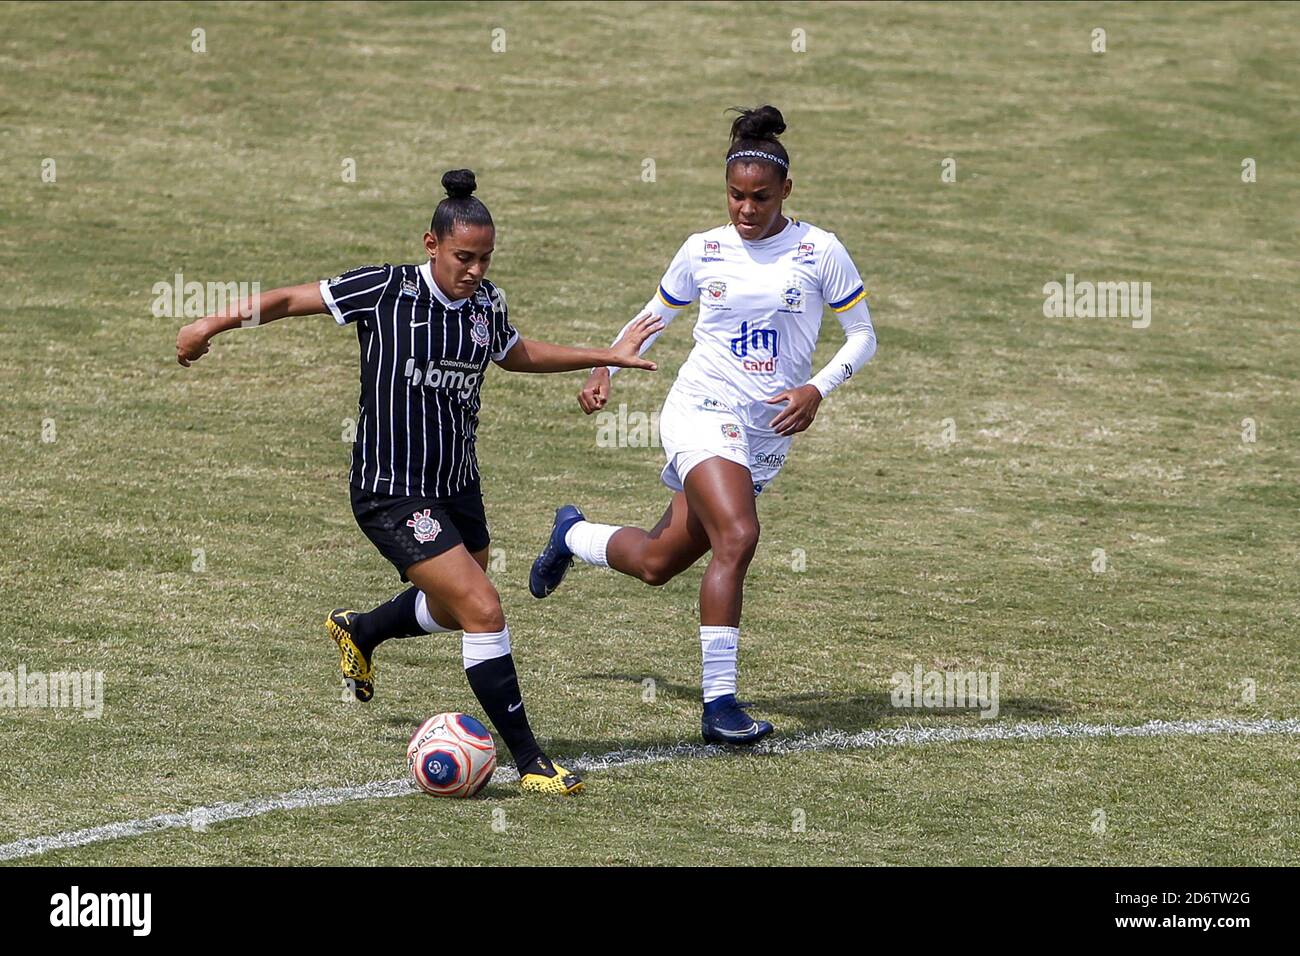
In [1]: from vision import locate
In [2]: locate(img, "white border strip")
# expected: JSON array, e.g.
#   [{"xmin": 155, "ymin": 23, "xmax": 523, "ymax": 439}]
[{"xmin": 2, "ymin": 717, "xmax": 1295, "ymax": 862}]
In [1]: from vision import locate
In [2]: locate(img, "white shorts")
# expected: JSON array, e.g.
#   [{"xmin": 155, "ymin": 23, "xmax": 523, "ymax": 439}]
[{"xmin": 659, "ymin": 388, "xmax": 793, "ymax": 496}]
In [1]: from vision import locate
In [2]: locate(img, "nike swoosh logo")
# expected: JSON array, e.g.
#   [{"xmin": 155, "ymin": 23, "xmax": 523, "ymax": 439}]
[
  {"xmin": 410, "ymin": 321, "xmax": 430, "ymax": 328},
  {"xmin": 507, "ymin": 700, "xmax": 523, "ymax": 713},
  {"xmin": 712, "ymin": 722, "xmax": 759, "ymax": 738}
]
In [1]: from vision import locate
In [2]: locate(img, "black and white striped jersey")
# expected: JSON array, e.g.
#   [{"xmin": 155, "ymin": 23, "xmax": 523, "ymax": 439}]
[{"xmin": 320, "ymin": 262, "xmax": 519, "ymax": 498}]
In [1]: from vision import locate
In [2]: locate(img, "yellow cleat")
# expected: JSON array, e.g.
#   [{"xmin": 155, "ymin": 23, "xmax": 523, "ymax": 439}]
[
  {"xmin": 518, "ymin": 758, "xmax": 584, "ymax": 796},
  {"xmin": 326, "ymin": 608, "xmax": 374, "ymax": 702}
]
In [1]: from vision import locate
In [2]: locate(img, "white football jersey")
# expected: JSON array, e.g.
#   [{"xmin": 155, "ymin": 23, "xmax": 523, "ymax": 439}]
[{"xmin": 649, "ymin": 218, "xmax": 867, "ymax": 431}]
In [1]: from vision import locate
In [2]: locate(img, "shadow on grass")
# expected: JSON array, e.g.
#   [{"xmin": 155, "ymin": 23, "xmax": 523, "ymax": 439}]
[
  {"xmin": 373, "ymin": 671, "xmax": 1074, "ymax": 790},
  {"xmin": 574, "ymin": 670, "xmax": 1074, "ymax": 738}
]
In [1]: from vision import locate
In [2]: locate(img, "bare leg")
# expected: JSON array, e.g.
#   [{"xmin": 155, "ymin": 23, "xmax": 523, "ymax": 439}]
[
  {"xmin": 412, "ymin": 545, "xmax": 490, "ymax": 631},
  {"xmin": 605, "ymin": 491, "xmax": 712, "ymax": 586},
  {"xmin": 680, "ymin": 458, "xmax": 760, "ymax": 627},
  {"xmin": 405, "ymin": 545, "xmax": 502, "ymax": 633}
]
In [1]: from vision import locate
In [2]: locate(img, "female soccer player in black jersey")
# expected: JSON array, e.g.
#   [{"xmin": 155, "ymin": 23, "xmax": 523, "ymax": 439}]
[{"xmin": 176, "ymin": 170, "xmax": 661, "ymax": 794}]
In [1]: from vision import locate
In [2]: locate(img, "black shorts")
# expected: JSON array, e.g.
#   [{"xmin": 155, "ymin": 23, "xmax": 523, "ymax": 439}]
[{"xmin": 350, "ymin": 482, "xmax": 490, "ymax": 582}]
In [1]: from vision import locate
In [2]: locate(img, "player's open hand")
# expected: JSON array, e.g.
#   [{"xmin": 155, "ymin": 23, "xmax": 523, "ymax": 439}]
[
  {"xmin": 765, "ymin": 384, "xmax": 823, "ymax": 436},
  {"xmin": 578, "ymin": 367, "xmax": 611, "ymax": 415},
  {"xmin": 176, "ymin": 320, "xmax": 212, "ymax": 367},
  {"xmin": 607, "ymin": 312, "xmax": 663, "ymax": 371}
]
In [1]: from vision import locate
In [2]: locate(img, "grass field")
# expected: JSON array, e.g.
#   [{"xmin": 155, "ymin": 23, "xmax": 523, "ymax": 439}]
[{"xmin": 1, "ymin": 0, "xmax": 1297, "ymax": 866}]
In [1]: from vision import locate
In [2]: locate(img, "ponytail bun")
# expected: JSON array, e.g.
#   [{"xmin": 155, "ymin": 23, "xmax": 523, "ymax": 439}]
[
  {"xmin": 441, "ymin": 168, "xmax": 477, "ymax": 200},
  {"xmin": 729, "ymin": 105, "xmax": 786, "ymax": 145}
]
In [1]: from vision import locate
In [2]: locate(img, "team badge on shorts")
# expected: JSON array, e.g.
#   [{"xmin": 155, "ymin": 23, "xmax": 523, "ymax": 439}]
[
  {"xmin": 721, "ymin": 422, "xmax": 742, "ymax": 442},
  {"xmin": 470, "ymin": 313, "xmax": 491, "ymax": 348},
  {"xmin": 406, "ymin": 509, "xmax": 443, "ymax": 544}
]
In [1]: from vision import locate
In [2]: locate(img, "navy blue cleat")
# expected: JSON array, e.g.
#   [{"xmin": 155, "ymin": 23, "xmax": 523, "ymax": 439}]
[
  {"xmin": 529, "ymin": 504, "xmax": 586, "ymax": 598},
  {"xmin": 701, "ymin": 694, "xmax": 775, "ymax": 745}
]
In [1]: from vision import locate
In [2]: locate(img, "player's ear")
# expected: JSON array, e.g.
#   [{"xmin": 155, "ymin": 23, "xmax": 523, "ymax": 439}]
[
  {"xmin": 782, "ymin": 178, "xmax": 793, "ymax": 201},
  {"xmin": 423, "ymin": 230, "xmax": 439, "ymax": 261}
]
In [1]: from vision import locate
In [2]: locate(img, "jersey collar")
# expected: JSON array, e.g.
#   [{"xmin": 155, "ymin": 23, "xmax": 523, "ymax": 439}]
[{"xmin": 419, "ymin": 260, "xmax": 469, "ymax": 309}]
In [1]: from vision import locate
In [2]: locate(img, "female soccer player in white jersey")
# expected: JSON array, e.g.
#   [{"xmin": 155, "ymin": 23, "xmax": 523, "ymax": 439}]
[
  {"xmin": 530, "ymin": 107, "xmax": 877, "ymax": 744},
  {"xmin": 176, "ymin": 170, "xmax": 662, "ymax": 794}
]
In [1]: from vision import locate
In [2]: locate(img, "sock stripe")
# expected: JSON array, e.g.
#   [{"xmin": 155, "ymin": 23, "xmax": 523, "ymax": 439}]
[{"xmin": 462, "ymin": 627, "xmax": 511, "ymax": 669}]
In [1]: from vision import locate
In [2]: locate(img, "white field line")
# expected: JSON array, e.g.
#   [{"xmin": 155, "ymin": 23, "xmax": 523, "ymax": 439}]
[{"xmin": 2, "ymin": 717, "xmax": 1296, "ymax": 862}]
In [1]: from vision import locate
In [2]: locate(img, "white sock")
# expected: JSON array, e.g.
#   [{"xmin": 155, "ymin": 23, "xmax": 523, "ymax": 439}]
[
  {"xmin": 414, "ymin": 591, "xmax": 455, "ymax": 633},
  {"xmin": 564, "ymin": 520, "xmax": 620, "ymax": 568},
  {"xmin": 700, "ymin": 626, "xmax": 739, "ymax": 703},
  {"xmin": 462, "ymin": 626, "xmax": 511, "ymax": 669}
]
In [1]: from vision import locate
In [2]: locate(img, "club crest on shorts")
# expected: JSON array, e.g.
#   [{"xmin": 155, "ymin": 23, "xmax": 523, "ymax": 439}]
[
  {"xmin": 721, "ymin": 422, "xmax": 742, "ymax": 441},
  {"xmin": 470, "ymin": 312, "xmax": 491, "ymax": 348},
  {"xmin": 406, "ymin": 509, "xmax": 442, "ymax": 544}
]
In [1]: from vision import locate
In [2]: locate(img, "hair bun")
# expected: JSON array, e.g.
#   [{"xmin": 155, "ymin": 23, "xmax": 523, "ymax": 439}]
[
  {"xmin": 441, "ymin": 168, "xmax": 477, "ymax": 200},
  {"xmin": 730, "ymin": 105, "xmax": 786, "ymax": 144}
]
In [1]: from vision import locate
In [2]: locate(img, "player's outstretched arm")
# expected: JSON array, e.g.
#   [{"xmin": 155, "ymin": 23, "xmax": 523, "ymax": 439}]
[
  {"xmin": 494, "ymin": 313, "xmax": 663, "ymax": 375},
  {"xmin": 577, "ymin": 294, "xmax": 687, "ymax": 414},
  {"xmin": 175, "ymin": 282, "xmax": 327, "ymax": 367}
]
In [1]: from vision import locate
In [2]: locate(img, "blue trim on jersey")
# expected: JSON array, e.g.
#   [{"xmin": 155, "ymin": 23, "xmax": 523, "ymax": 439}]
[
  {"xmin": 829, "ymin": 284, "xmax": 866, "ymax": 311},
  {"xmin": 658, "ymin": 285, "xmax": 690, "ymax": 308}
]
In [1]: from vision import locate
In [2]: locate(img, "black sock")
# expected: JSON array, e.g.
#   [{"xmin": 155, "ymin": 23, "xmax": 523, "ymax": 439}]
[
  {"xmin": 463, "ymin": 653, "xmax": 543, "ymax": 771},
  {"xmin": 353, "ymin": 587, "xmax": 422, "ymax": 656}
]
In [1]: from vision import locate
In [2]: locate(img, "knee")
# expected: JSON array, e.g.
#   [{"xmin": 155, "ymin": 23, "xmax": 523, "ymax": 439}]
[
  {"xmin": 711, "ymin": 520, "xmax": 760, "ymax": 566},
  {"xmin": 640, "ymin": 555, "xmax": 679, "ymax": 587},
  {"xmin": 459, "ymin": 587, "xmax": 506, "ymax": 633}
]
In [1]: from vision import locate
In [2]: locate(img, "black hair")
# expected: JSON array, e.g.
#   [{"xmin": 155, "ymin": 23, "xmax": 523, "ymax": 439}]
[
  {"xmin": 430, "ymin": 169, "xmax": 494, "ymax": 238},
  {"xmin": 725, "ymin": 105, "xmax": 789, "ymax": 178}
]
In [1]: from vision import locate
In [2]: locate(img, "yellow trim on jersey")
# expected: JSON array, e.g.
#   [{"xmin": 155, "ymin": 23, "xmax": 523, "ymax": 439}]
[
  {"xmin": 657, "ymin": 290, "xmax": 688, "ymax": 310},
  {"xmin": 830, "ymin": 289, "xmax": 868, "ymax": 313}
]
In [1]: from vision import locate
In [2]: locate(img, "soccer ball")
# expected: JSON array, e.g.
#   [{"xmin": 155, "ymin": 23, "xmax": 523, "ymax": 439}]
[{"xmin": 406, "ymin": 712, "xmax": 498, "ymax": 798}]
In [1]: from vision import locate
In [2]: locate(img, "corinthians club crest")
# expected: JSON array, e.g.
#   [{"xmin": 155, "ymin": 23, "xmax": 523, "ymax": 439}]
[
  {"xmin": 470, "ymin": 312, "xmax": 491, "ymax": 348},
  {"xmin": 406, "ymin": 509, "xmax": 442, "ymax": 544}
]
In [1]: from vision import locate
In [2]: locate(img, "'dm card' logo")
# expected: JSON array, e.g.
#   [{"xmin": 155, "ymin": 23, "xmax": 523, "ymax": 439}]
[
  {"xmin": 730, "ymin": 320, "xmax": 779, "ymax": 372},
  {"xmin": 406, "ymin": 509, "xmax": 442, "ymax": 544}
]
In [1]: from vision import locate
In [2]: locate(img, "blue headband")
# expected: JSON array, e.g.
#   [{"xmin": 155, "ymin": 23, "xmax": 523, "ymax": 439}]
[{"xmin": 726, "ymin": 149, "xmax": 788, "ymax": 171}]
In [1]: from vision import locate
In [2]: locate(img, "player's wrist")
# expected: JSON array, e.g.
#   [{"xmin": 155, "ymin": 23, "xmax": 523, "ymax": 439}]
[{"xmin": 195, "ymin": 315, "xmax": 225, "ymax": 339}]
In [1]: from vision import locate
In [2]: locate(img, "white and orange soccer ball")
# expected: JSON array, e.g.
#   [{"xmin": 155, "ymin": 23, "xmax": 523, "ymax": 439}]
[{"xmin": 406, "ymin": 712, "xmax": 498, "ymax": 798}]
